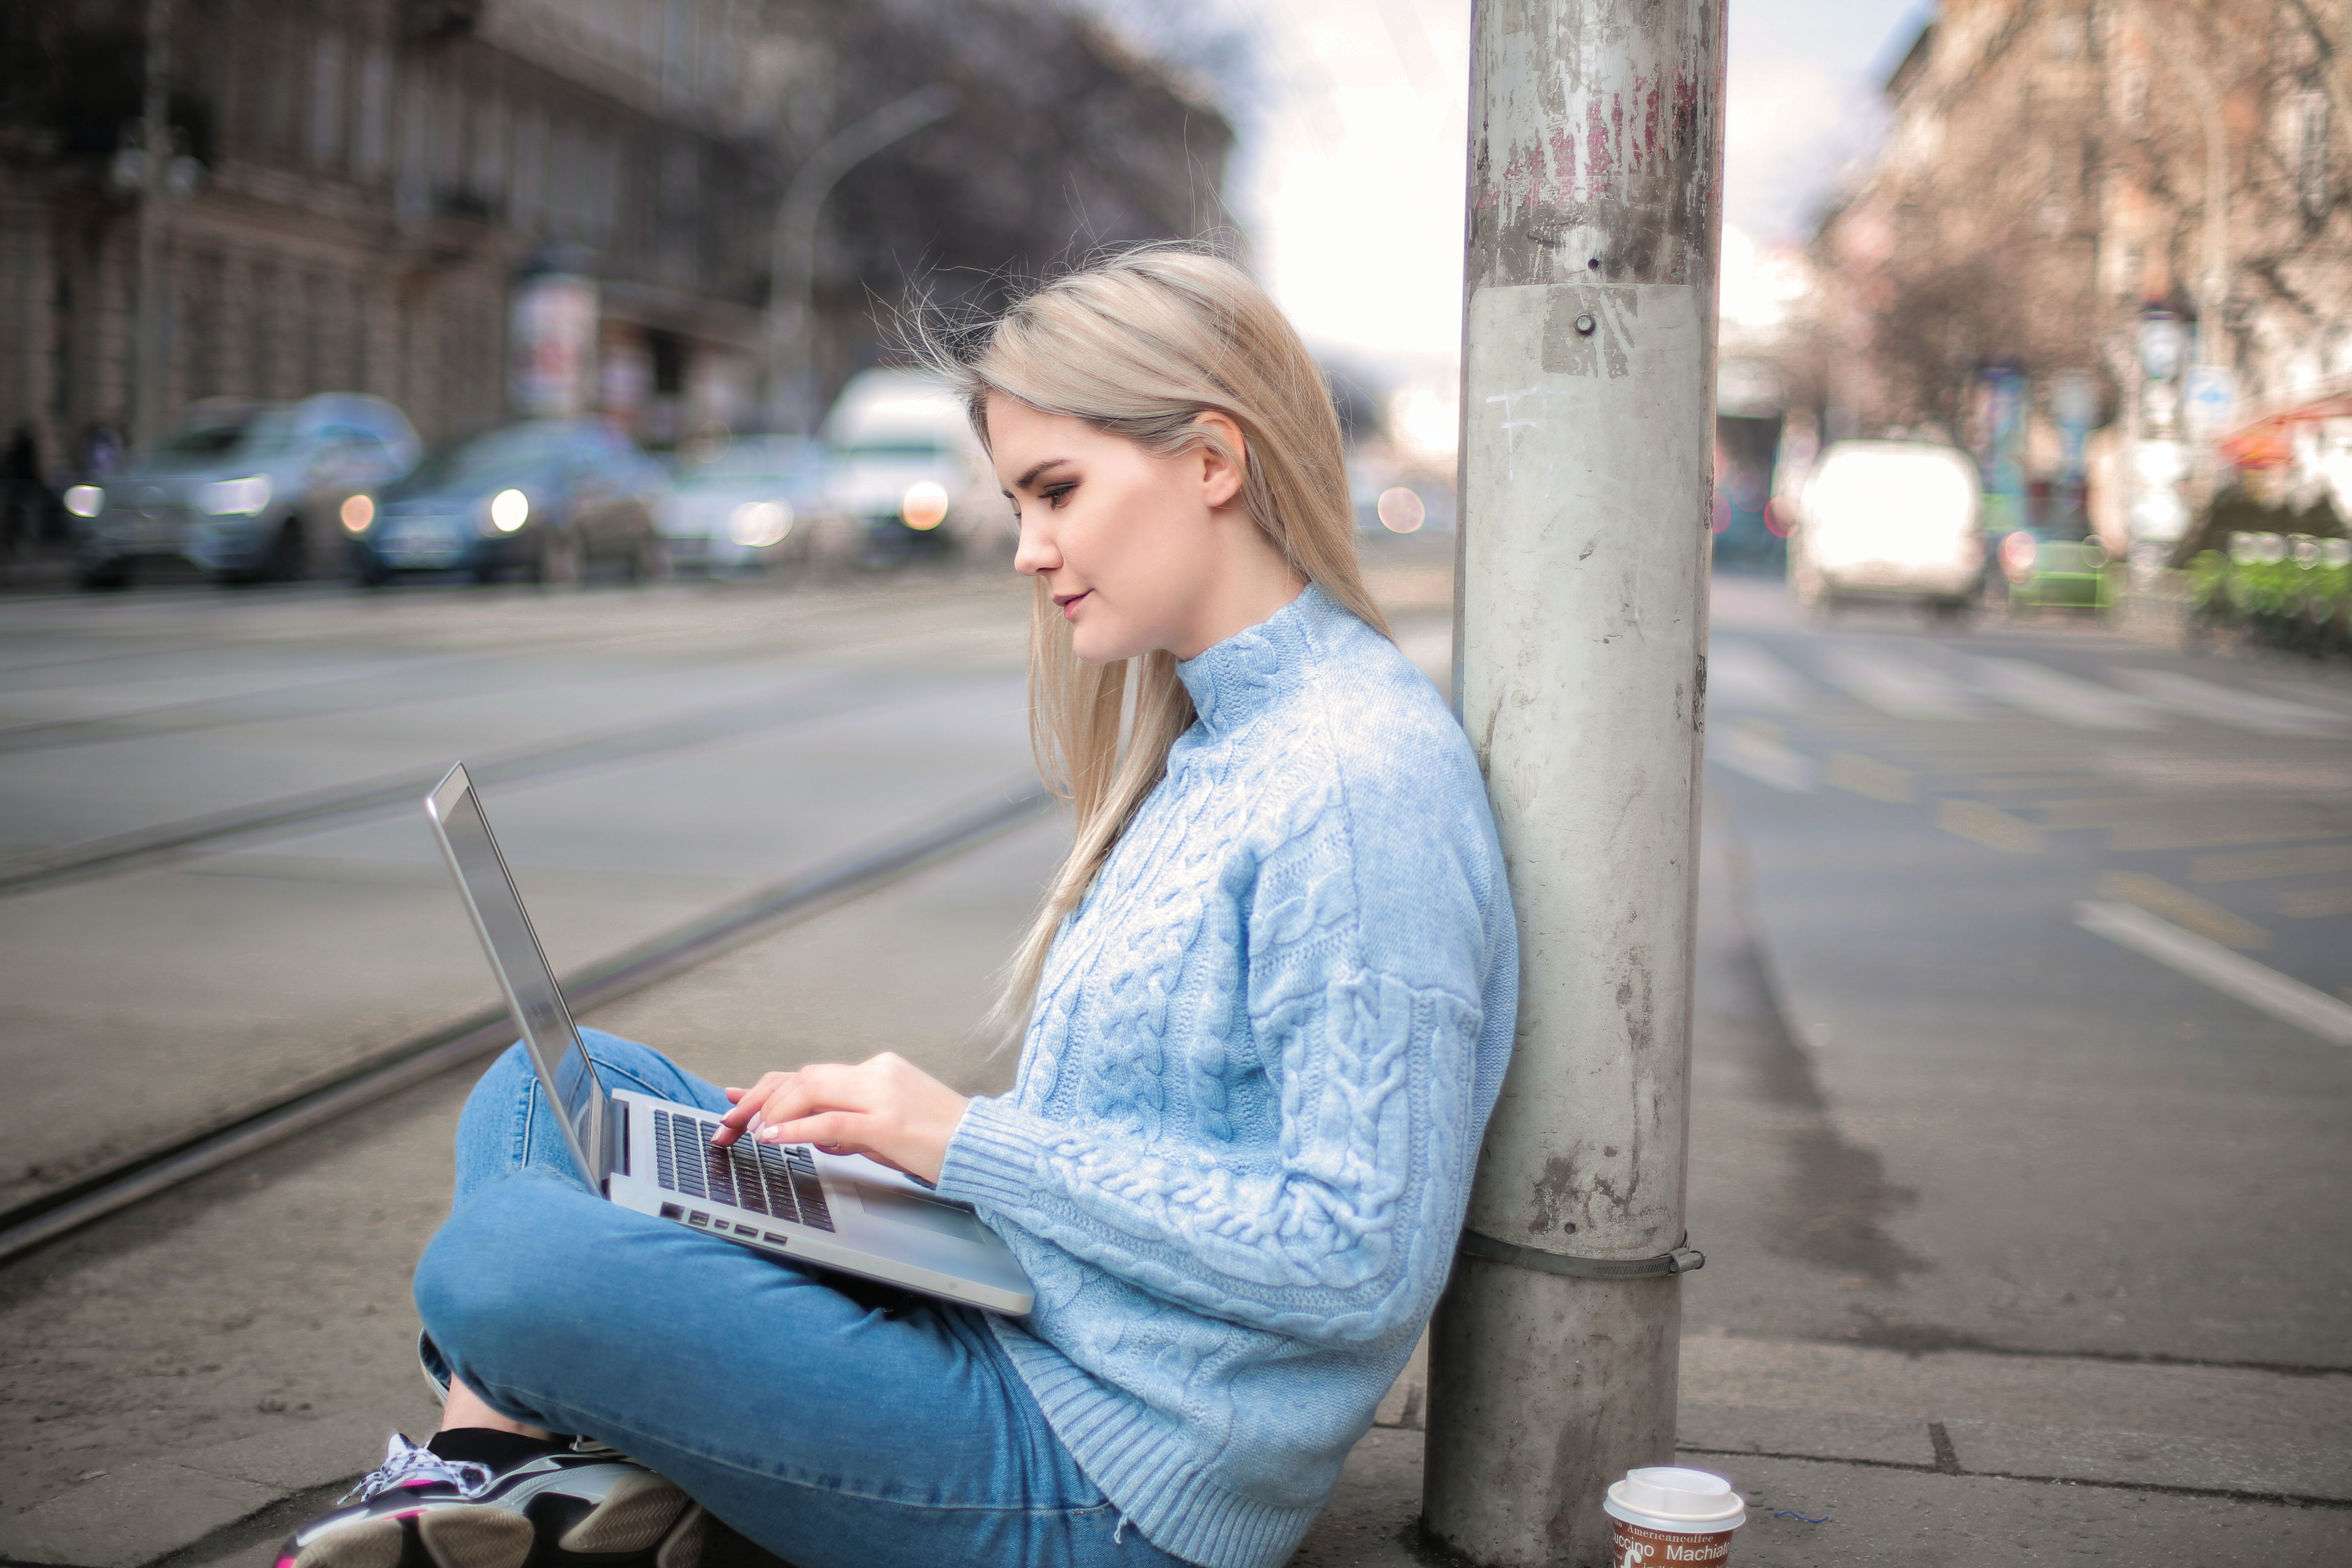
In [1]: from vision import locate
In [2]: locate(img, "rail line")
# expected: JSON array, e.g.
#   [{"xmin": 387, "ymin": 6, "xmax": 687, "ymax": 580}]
[
  {"xmin": 0, "ymin": 780, "xmax": 1055, "ymax": 1264},
  {"xmin": 0, "ymin": 671, "xmax": 922, "ymax": 898}
]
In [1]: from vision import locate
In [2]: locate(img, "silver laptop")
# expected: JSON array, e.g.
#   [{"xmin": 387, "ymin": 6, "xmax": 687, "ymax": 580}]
[{"xmin": 423, "ymin": 763, "xmax": 1033, "ymax": 1316}]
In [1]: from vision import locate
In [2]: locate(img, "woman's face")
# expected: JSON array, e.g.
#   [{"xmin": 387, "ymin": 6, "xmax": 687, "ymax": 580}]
[{"xmin": 990, "ymin": 393, "xmax": 1264, "ymax": 664}]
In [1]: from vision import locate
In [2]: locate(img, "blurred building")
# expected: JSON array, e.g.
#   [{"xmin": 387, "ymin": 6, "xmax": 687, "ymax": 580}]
[
  {"xmin": 1805, "ymin": 0, "xmax": 2351, "ymax": 556},
  {"xmin": 0, "ymin": 0, "xmax": 1230, "ymax": 484}
]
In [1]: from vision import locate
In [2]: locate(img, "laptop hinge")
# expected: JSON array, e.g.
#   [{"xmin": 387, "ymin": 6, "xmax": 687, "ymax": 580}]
[{"xmin": 604, "ymin": 1098, "xmax": 629, "ymax": 1191}]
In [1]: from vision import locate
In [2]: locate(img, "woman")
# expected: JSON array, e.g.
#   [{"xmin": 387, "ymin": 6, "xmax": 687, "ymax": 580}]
[{"xmin": 283, "ymin": 249, "xmax": 1517, "ymax": 1568}]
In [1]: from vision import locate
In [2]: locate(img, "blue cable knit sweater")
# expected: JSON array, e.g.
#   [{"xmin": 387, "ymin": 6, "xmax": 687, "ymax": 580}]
[{"xmin": 936, "ymin": 586, "xmax": 1519, "ymax": 1568}]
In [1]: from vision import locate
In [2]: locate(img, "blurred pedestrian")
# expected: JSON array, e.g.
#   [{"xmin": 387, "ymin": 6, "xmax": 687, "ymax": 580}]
[
  {"xmin": 280, "ymin": 249, "xmax": 1519, "ymax": 1568},
  {"xmin": 2, "ymin": 425, "xmax": 49, "ymax": 560}
]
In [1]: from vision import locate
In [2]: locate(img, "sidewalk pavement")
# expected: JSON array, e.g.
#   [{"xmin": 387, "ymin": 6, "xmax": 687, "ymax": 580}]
[{"xmin": 4, "ymin": 744, "xmax": 2349, "ymax": 1566}]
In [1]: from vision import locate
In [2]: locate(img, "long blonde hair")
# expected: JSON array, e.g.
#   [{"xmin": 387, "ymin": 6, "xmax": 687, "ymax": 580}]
[{"xmin": 914, "ymin": 247, "xmax": 1390, "ymax": 1040}]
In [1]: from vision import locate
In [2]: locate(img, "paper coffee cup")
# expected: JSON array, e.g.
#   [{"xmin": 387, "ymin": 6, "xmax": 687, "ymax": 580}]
[{"xmin": 1602, "ymin": 1466, "xmax": 1745, "ymax": 1566}]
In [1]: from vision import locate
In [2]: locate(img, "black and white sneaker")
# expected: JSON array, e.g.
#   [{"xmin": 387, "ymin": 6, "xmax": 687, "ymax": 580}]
[{"xmin": 277, "ymin": 1433, "xmax": 704, "ymax": 1568}]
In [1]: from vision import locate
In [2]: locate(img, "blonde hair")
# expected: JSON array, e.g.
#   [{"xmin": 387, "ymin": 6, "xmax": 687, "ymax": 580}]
[{"xmin": 913, "ymin": 247, "xmax": 1392, "ymax": 1041}]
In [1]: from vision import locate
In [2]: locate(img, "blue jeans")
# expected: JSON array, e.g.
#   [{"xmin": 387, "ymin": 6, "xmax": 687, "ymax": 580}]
[{"xmin": 413, "ymin": 1031, "xmax": 1190, "ymax": 1568}]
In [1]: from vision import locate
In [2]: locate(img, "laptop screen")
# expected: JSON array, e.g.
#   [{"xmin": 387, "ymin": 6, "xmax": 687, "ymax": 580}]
[{"xmin": 430, "ymin": 770, "xmax": 601, "ymax": 1174}]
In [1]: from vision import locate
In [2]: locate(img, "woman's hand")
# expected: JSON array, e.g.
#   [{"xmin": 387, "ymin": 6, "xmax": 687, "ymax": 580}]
[{"xmin": 710, "ymin": 1053, "xmax": 970, "ymax": 1186}]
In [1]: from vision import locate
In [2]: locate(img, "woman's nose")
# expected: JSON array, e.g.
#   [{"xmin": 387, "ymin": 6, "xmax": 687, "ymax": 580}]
[{"xmin": 1012, "ymin": 517, "xmax": 1058, "ymax": 577}]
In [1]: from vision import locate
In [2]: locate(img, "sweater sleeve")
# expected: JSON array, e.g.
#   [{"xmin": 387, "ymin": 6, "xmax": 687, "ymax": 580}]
[{"xmin": 936, "ymin": 958, "xmax": 1488, "ymax": 1347}]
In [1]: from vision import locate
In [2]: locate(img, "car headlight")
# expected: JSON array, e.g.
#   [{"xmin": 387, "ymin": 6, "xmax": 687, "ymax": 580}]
[
  {"xmin": 900, "ymin": 481, "xmax": 949, "ymax": 530},
  {"xmin": 1999, "ymin": 530, "xmax": 2037, "ymax": 584},
  {"xmin": 64, "ymin": 485, "xmax": 103, "ymax": 518},
  {"xmin": 728, "ymin": 500, "xmax": 793, "ymax": 548},
  {"xmin": 1376, "ymin": 487, "xmax": 1426, "ymax": 534},
  {"xmin": 489, "ymin": 489, "xmax": 530, "ymax": 532},
  {"xmin": 201, "ymin": 475, "xmax": 273, "ymax": 515},
  {"xmin": 340, "ymin": 494, "xmax": 375, "ymax": 533}
]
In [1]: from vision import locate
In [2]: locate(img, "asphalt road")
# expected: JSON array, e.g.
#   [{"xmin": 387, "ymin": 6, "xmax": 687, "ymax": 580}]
[
  {"xmin": 2, "ymin": 555, "xmax": 2346, "ymax": 1565},
  {"xmin": 1693, "ymin": 577, "xmax": 2352, "ymax": 1371},
  {"xmin": 0, "ymin": 574, "xmax": 1046, "ymax": 1214}
]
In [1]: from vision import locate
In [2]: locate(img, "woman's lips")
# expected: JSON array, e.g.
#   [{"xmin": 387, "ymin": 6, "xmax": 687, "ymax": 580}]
[{"xmin": 1054, "ymin": 590, "xmax": 1091, "ymax": 620}]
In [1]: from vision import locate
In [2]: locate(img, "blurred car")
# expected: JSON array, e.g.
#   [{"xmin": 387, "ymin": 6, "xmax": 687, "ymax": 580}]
[
  {"xmin": 1992, "ymin": 527, "xmax": 2116, "ymax": 614},
  {"xmin": 821, "ymin": 369, "xmax": 1001, "ymax": 566},
  {"xmin": 68, "ymin": 394, "xmax": 418, "ymax": 588},
  {"xmin": 1787, "ymin": 440, "xmax": 1984, "ymax": 615},
  {"xmin": 346, "ymin": 420, "xmax": 668, "ymax": 586},
  {"xmin": 659, "ymin": 436, "xmax": 831, "ymax": 573}
]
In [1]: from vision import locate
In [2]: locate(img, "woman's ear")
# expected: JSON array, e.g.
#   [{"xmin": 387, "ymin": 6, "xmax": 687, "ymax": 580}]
[{"xmin": 1193, "ymin": 412, "xmax": 1248, "ymax": 510}]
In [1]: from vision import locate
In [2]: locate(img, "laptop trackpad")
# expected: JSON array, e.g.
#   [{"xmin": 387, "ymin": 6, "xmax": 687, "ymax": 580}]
[{"xmin": 854, "ymin": 1183, "xmax": 993, "ymax": 1245}]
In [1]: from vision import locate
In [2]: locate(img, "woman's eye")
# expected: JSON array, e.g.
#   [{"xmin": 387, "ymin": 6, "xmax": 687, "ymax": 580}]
[{"xmin": 1042, "ymin": 483, "xmax": 1076, "ymax": 508}]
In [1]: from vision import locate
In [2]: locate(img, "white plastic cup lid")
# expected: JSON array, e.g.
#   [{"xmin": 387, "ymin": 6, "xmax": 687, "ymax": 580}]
[{"xmin": 1607, "ymin": 1466, "xmax": 1745, "ymax": 1527}]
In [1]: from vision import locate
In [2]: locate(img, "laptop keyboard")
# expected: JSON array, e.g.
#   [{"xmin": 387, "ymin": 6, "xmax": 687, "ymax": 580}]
[{"xmin": 650, "ymin": 1108, "xmax": 834, "ymax": 1232}]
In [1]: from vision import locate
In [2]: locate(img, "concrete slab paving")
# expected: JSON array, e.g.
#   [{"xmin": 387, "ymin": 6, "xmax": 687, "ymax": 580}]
[
  {"xmin": 1678, "ymin": 1404, "xmax": 1939, "ymax": 1468},
  {"xmin": 1283, "ymin": 1434, "xmax": 2352, "ymax": 1567},
  {"xmin": 1940, "ymin": 1418, "xmax": 2352, "ymax": 1503},
  {"xmin": 0, "ymin": 1465, "xmax": 281, "ymax": 1568},
  {"xmin": 1677, "ymin": 1335, "xmax": 2352, "ymax": 1447}
]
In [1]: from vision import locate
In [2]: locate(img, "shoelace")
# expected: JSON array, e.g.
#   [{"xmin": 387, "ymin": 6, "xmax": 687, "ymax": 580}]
[{"xmin": 341, "ymin": 1433, "xmax": 498, "ymax": 1505}]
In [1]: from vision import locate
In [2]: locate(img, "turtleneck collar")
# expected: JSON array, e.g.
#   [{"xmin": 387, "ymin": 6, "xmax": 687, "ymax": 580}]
[{"xmin": 1174, "ymin": 583, "xmax": 1348, "ymax": 736}]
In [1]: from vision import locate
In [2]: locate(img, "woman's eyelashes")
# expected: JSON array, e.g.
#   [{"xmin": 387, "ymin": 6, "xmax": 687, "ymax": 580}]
[{"xmin": 1040, "ymin": 481, "xmax": 1076, "ymax": 508}]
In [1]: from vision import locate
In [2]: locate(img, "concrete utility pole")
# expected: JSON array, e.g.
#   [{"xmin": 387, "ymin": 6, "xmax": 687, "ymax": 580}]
[
  {"xmin": 763, "ymin": 84, "xmax": 958, "ymax": 432},
  {"xmin": 132, "ymin": 0, "xmax": 176, "ymax": 447},
  {"xmin": 1426, "ymin": 0, "xmax": 1724, "ymax": 1561}
]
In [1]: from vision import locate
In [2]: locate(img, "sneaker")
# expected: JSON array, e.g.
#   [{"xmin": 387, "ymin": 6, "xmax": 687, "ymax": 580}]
[{"xmin": 277, "ymin": 1434, "xmax": 705, "ymax": 1568}]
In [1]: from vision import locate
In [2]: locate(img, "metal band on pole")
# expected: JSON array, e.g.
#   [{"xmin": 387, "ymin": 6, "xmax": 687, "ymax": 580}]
[{"xmin": 1459, "ymin": 1229, "xmax": 1705, "ymax": 1281}]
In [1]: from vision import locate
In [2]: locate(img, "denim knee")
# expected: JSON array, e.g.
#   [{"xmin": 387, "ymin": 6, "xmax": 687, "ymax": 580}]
[
  {"xmin": 573, "ymin": 1030, "xmax": 699, "ymax": 1101},
  {"xmin": 459, "ymin": 1042, "xmax": 536, "ymax": 1119},
  {"xmin": 414, "ymin": 1174, "xmax": 582, "ymax": 1398}
]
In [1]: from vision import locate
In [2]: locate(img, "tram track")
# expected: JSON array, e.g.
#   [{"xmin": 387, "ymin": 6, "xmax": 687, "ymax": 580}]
[
  {"xmin": 0, "ymin": 778, "xmax": 1054, "ymax": 1264},
  {"xmin": 0, "ymin": 670, "xmax": 920, "ymax": 898}
]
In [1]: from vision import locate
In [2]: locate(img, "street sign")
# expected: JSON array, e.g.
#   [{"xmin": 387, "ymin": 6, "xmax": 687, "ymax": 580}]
[
  {"xmin": 2139, "ymin": 312, "xmax": 2185, "ymax": 382},
  {"xmin": 2184, "ymin": 364, "xmax": 2236, "ymax": 439}
]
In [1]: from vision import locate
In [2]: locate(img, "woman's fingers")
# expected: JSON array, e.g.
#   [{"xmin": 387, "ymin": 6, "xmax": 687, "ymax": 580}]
[
  {"xmin": 701, "ymin": 1056, "xmax": 968, "ymax": 1184},
  {"xmin": 759, "ymin": 1108, "xmax": 862, "ymax": 1152},
  {"xmin": 711, "ymin": 1071, "xmax": 793, "ymax": 1145}
]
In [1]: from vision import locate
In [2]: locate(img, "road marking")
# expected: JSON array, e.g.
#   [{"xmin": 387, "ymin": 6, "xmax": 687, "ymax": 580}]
[
  {"xmin": 1813, "ymin": 645, "xmax": 1983, "ymax": 719},
  {"xmin": 2106, "ymin": 668, "xmax": 2350, "ymax": 737},
  {"xmin": 2110, "ymin": 819, "xmax": 2351, "ymax": 853},
  {"xmin": 1826, "ymin": 753, "xmax": 1915, "ymax": 802},
  {"xmin": 1964, "ymin": 657, "xmax": 2165, "ymax": 731},
  {"xmin": 2074, "ymin": 900, "xmax": 2352, "ymax": 1047},
  {"xmin": 2189, "ymin": 843, "xmax": 2352, "ymax": 883},
  {"xmin": 1708, "ymin": 639, "xmax": 1815, "ymax": 712},
  {"xmin": 1711, "ymin": 722, "xmax": 1818, "ymax": 792},
  {"xmin": 2282, "ymin": 886, "xmax": 2352, "ymax": 918},
  {"xmin": 2094, "ymin": 871, "xmax": 2271, "ymax": 949},
  {"xmin": 1934, "ymin": 798, "xmax": 2043, "ymax": 851},
  {"xmin": 2247, "ymin": 675, "xmax": 2352, "ymax": 719},
  {"xmin": 2027, "ymin": 798, "xmax": 2352, "ymax": 853}
]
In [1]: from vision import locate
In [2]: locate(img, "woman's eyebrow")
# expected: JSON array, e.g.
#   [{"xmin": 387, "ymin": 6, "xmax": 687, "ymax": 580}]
[{"xmin": 1011, "ymin": 457, "xmax": 1072, "ymax": 492}]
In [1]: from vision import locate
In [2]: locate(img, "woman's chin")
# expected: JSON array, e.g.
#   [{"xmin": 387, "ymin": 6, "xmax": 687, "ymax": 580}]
[{"xmin": 1069, "ymin": 624, "xmax": 1145, "ymax": 665}]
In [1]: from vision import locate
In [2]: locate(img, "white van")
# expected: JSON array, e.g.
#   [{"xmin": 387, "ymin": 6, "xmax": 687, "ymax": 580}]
[
  {"xmin": 1788, "ymin": 440, "xmax": 1984, "ymax": 613},
  {"xmin": 820, "ymin": 369, "xmax": 1004, "ymax": 564}
]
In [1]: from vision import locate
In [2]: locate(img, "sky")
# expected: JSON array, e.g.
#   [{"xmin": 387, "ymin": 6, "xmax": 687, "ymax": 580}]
[{"xmin": 1111, "ymin": 0, "xmax": 1936, "ymax": 370}]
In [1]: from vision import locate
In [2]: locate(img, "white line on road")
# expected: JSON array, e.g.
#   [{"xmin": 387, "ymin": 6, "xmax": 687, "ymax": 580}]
[
  {"xmin": 1709, "ymin": 724, "xmax": 1819, "ymax": 792},
  {"xmin": 1812, "ymin": 645, "xmax": 1984, "ymax": 720},
  {"xmin": 2074, "ymin": 900, "xmax": 2352, "ymax": 1047},
  {"xmin": 1707, "ymin": 639, "xmax": 1815, "ymax": 713},
  {"xmin": 1967, "ymin": 657, "xmax": 2166, "ymax": 731},
  {"xmin": 2105, "ymin": 667, "xmax": 2352, "ymax": 737}
]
